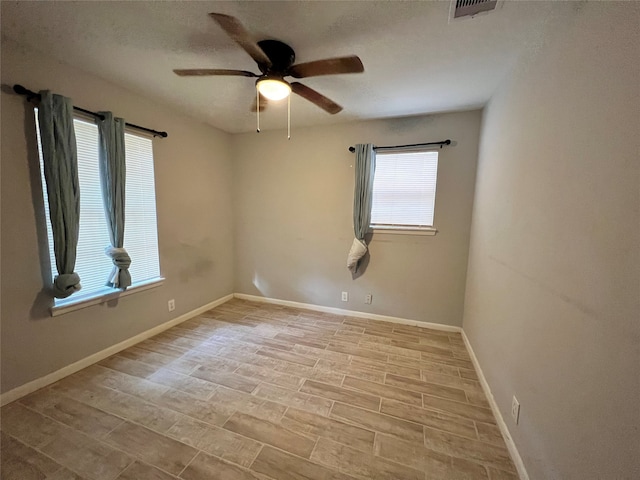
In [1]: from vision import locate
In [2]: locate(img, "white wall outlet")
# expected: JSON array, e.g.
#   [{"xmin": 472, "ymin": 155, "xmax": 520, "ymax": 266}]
[
  {"xmin": 168, "ymin": 299, "xmax": 175, "ymax": 312},
  {"xmin": 511, "ymin": 395, "xmax": 520, "ymax": 424},
  {"xmin": 365, "ymin": 294, "xmax": 372, "ymax": 304},
  {"xmin": 341, "ymin": 291, "xmax": 349, "ymax": 302}
]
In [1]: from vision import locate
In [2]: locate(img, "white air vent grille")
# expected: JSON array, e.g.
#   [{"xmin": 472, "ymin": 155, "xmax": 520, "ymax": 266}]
[{"xmin": 454, "ymin": 0, "xmax": 498, "ymax": 18}]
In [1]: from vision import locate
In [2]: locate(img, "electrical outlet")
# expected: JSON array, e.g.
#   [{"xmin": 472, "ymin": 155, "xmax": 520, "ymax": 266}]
[
  {"xmin": 341, "ymin": 291, "xmax": 349, "ymax": 302},
  {"xmin": 365, "ymin": 294, "xmax": 372, "ymax": 304},
  {"xmin": 168, "ymin": 299, "xmax": 175, "ymax": 312},
  {"xmin": 511, "ymin": 396, "xmax": 520, "ymax": 424}
]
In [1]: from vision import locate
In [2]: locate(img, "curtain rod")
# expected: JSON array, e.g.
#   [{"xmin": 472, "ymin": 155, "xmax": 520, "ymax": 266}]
[
  {"xmin": 13, "ymin": 84, "xmax": 168, "ymax": 138},
  {"xmin": 348, "ymin": 139, "xmax": 451, "ymax": 152}
]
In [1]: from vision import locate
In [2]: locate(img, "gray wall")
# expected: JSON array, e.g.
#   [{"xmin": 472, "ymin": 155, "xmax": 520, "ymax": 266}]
[
  {"xmin": 232, "ymin": 111, "xmax": 480, "ymax": 326},
  {"xmin": 462, "ymin": 3, "xmax": 640, "ymax": 479},
  {"xmin": 1, "ymin": 40, "xmax": 235, "ymax": 394}
]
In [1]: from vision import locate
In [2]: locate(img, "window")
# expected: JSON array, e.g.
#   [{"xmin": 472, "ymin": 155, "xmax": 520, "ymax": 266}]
[
  {"xmin": 35, "ymin": 113, "xmax": 162, "ymax": 311},
  {"xmin": 370, "ymin": 150, "xmax": 439, "ymax": 234}
]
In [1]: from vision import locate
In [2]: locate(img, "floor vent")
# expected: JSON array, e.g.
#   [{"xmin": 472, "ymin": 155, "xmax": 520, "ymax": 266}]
[{"xmin": 453, "ymin": 0, "xmax": 498, "ymax": 18}]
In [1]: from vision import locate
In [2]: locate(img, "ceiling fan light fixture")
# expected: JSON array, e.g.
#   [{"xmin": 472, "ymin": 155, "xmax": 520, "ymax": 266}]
[{"xmin": 256, "ymin": 78, "xmax": 291, "ymax": 101}]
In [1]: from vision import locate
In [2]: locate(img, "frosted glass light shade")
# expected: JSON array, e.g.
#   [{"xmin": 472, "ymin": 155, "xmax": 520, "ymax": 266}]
[{"xmin": 257, "ymin": 79, "xmax": 291, "ymax": 101}]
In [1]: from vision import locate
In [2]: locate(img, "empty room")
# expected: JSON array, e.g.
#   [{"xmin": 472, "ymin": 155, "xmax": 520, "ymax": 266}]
[{"xmin": 1, "ymin": 1, "xmax": 637, "ymax": 479}]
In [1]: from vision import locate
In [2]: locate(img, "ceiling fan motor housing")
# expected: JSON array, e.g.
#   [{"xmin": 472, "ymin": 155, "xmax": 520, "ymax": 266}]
[{"xmin": 257, "ymin": 40, "xmax": 296, "ymax": 74}]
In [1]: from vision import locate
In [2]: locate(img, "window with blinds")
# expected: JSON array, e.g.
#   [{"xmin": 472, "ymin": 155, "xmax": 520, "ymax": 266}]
[
  {"xmin": 370, "ymin": 150, "xmax": 439, "ymax": 230},
  {"xmin": 35, "ymin": 113, "xmax": 161, "ymax": 307}
]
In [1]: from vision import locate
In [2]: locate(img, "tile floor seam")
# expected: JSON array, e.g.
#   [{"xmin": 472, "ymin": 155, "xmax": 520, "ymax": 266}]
[
  {"xmin": 176, "ymin": 450, "xmax": 201, "ymax": 478},
  {"xmin": 109, "ymin": 458, "xmax": 138, "ymax": 480},
  {"xmin": 87, "ymin": 382, "xmax": 169, "ymax": 414},
  {"xmin": 384, "ymin": 374, "xmax": 470, "ymax": 399},
  {"xmin": 314, "ymin": 436, "xmax": 427, "ymax": 480},
  {"xmin": 26, "ymin": 387, "xmax": 147, "ymax": 437},
  {"xmin": 375, "ymin": 433, "xmax": 489, "ymax": 476},
  {"xmin": 50, "ymin": 463, "xmax": 66, "ymax": 478},
  {"xmin": 332, "ymin": 399, "xmax": 509, "ymax": 451},
  {"xmin": 15, "ymin": 403, "xmax": 188, "ymax": 480},
  {"xmin": 483, "ymin": 465, "xmax": 494, "ymax": 480},
  {"xmin": 278, "ymin": 405, "xmax": 290, "ymax": 421},
  {"xmin": 102, "ymin": 418, "xmax": 128, "ymax": 439},
  {"xmin": 246, "ymin": 442, "xmax": 267, "ymax": 472},
  {"xmin": 473, "ymin": 421, "xmax": 482, "ymax": 443},
  {"xmin": 419, "ymin": 430, "xmax": 515, "ymax": 471},
  {"xmin": 331, "ymin": 400, "xmax": 427, "ymax": 430},
  {"xmin": 103, "ymin": 425, "xmax": 201, "ymax": 478},
  {"xmin": 0, "ymin": 428, "xmax": 90, "ymax": 480},
  {"xmin": 321, "ymin": 433, "xmax": 377, "ymax": 455},
  {"xmin": 65, "ymin": 381, "xmax": 232, "ymax": 440},
  {"xmin": 16, "ymin": 398, "xmax": 128, "ymax": 442},
  {"xmin": 422, "ymin": 392, "xmax": 494, "ymax": 412},
  {"xmin": 252, "ymin": 435, "xmax": 376, "ymax": 474},
  {"xmin": 168, "ymin": 419, "xmax": 271, "ymax": 467},
  {"xmin": 204, "ymin": 384, "xmax": 220, "ymax": 401}
]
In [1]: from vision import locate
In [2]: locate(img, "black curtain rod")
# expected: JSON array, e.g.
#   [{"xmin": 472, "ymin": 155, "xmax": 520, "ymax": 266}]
[
  {"xmin": 13, "ymin": 84, "xmax": 168, "ymax": 138},
  {"xmin": 348, "ymin": 139, "xmax": 451, "ymax": 152}
]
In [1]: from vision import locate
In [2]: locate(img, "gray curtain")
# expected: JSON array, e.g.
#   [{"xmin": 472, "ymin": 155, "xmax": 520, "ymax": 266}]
[
  {"xmin": 38, "ymin": 91, "xmax": 82, "ymax": 298},
  {"xmin": 347, "ymin": 143, "xmax": 376, "ymax": 273},
  {"xmin": 97, "ymin": 112, "xmax": 131, "ymax": 289}
]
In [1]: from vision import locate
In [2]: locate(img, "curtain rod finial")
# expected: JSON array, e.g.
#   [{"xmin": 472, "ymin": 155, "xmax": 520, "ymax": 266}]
[
  {"xmin": 348, "ymin": 146, "xmax": 355, "ymax": 152},
  {"xmin": 14, "ymin": 84, "xmax": 39, "ymax": 101}
]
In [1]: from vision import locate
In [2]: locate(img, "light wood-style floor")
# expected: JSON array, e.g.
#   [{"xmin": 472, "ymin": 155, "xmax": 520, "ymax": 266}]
[{"xmin": 1, "ymin": 299, "xmax": 517, "ymax": 480}]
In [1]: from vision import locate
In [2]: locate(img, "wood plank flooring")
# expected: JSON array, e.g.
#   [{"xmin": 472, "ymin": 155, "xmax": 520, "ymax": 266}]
[{"xmin": 0, "ymin": 299, "xmax": 517, "ymax": 480}]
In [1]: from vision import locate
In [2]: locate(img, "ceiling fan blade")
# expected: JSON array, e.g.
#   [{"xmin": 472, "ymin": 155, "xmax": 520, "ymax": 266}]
[
  {"xmin": 173, "ymin": 69, "xmax": 257, "ymax": 77},
  {"xmin": 288, "ymin": 55, "xmax": 364, "ymax": 79},
  {"xmin": 209, "ymin": 13, "xmax": 272, "ymax": 68},
  {"xmin": 291, "ymin": 82, "xmax": 343, "ymax": 114},
  {"xmin": 250, "ymin": 93, "xmax": 269, "ymax": 112}
]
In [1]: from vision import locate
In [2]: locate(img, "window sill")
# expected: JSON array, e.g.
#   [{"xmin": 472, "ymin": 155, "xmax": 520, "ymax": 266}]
[
  {"xmin": 50, "ymin": 277, "xmax": 165, "ymax": 317},
  {"xmin": 371, "ymin": 227, "xmax": 437, "ymax": 236}
]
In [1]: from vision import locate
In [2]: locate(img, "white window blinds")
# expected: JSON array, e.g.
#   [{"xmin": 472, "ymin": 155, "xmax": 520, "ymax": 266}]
[
  {"xmin": 36, "ymin": 113, "xmax": 161, "ymax": 306},
  {"xmin": 370, "ymin": 150, "xmax": 439, "ymax": 228},
  {"xmin": 122, "ymin": 132, "xmax": 161, "ymax": 285}
]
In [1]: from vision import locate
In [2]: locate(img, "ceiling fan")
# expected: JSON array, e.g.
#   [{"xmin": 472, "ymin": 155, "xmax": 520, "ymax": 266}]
[{"xmin": 174, "ymin": 13, "xmax": 365, "ymax": 115}]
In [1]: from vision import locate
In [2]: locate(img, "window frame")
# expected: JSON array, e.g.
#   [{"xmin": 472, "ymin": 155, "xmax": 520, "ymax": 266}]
[
  {"xmin": 369, "ymin": 148, "xmax": 440, "ymax": 236},
  {"xmin": 35, "ymin": 110, "xmax": 164, "ymax": 316}
]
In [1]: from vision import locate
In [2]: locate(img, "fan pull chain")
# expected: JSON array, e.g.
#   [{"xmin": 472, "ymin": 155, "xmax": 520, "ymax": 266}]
[
  {"xmin": 287, "ymin": 95, "xmax": 291, "ymax": 140},
  {"xmin": 256, "ymin": 88, "xmax": 260, "ymax": 133}
]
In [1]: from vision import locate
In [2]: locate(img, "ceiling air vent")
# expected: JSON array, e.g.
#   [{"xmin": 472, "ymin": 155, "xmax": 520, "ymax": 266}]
[{"xmin": 452, "ymin": 0, "xmax": 498, "ymax": 18}]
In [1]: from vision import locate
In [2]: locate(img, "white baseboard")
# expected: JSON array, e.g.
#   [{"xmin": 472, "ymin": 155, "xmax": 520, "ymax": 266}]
[
  {"xmin": 233, "ymin": 293, "xmax": 461, "ymax": 333},
  {"xmin": 0, "ymin": 293, "xmax": 234, "ymax": 406},
  {"xmin": 461, "ymin": 330, "xmax": 529, "ymax": 480}
]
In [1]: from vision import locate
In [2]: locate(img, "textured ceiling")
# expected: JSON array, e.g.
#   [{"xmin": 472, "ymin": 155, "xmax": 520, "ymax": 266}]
[{"xmin": 2, "ymin": 1, "xmax": 559, "ymax": 133}]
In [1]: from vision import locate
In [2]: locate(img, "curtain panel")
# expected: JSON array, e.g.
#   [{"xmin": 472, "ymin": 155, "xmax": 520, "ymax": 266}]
[
  {"xmin": 97, "ymin": 112, "xmax": 131, "ymax": 289},
  {"xmin": 347, "ymin": 143, "xmax": 376, "ymax": 273},
  {"xmin": 37, "ymin": 91, "xmax": 82, "ymax": 298}
]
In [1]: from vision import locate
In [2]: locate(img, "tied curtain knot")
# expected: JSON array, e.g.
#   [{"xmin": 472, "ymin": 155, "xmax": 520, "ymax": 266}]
[
  {"xmin": 52, "ymin": 272, "xmax": 81, "ymax": 298},
  {"xmin": 105, "ymin": 246, "xmax": 131, "ymax": 289}
]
